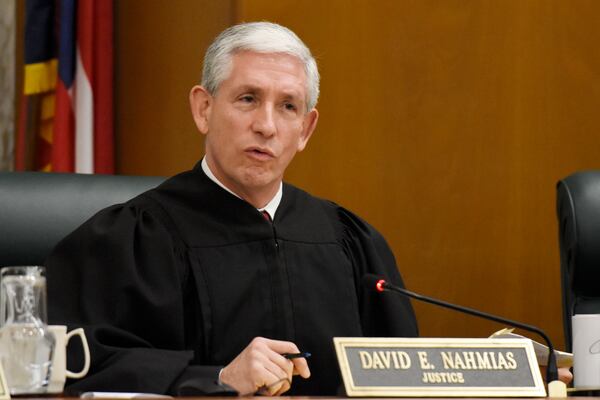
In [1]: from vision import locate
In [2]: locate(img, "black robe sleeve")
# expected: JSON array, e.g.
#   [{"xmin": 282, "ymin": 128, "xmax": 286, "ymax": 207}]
[
  {"xmin": 46, "ymin": 200, "xmax": 230, "ymax": 395},
  {"xmin": 338, "ymin": 207, "xmax": 419, "ymax": 338}
]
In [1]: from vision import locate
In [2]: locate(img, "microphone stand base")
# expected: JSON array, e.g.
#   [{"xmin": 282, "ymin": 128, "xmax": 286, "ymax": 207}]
[{"xmin": 548, "ymin": 380, "xmax": 567, "ymax": 397}]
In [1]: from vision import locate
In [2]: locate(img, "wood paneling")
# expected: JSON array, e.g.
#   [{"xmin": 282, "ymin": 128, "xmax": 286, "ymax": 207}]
[
  {"xmin": 116, "ymin": 0, "xmax": 600, "ymax": 349},
  {"xmin": 237, "ymin": 0, "xmax": 600, "ymax": 349},
  {"xmin": 115, "ymin": 0, "xmax": 234, "ymax": 175}
]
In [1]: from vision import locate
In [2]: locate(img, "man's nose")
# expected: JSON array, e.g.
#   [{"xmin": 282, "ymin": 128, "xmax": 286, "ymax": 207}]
[{"xmin": 252, "ymin": 104, "xmax": 277, "ymax": 137}]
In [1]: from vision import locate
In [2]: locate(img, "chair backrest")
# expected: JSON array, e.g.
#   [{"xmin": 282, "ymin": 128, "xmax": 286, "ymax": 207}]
[
  {"xmin": 556, "ymin": 170, "xmax": 600, "ymax": 352},
  {"xmin": 0, "ymin": 172, "xmax": 165, "ymax": 266}
]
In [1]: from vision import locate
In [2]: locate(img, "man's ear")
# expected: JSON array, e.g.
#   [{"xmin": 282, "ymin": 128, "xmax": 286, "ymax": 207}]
[
  {"xmin": 189, "ymin": 85, "xmax": 212, "ymax": 135},
  {"xmin": 297, "ymin": 108, "xmax": 319, "ymax": 152}
]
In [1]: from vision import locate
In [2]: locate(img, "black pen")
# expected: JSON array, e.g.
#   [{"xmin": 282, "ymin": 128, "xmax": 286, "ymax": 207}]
[{"xmin": 283, "ymin": 352, "xmax": 311, "ymax": 359}]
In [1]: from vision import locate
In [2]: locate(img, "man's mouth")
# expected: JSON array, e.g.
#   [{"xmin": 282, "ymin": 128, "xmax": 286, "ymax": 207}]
[{"xmin": 246, "ymin": 147, "xmax": 274, "ymax": 159}]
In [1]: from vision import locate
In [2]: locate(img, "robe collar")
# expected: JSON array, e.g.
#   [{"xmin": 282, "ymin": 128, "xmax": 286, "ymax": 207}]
[{"xmin": 200, "ymin": 157, "xmax": 282, "ymax": 220}]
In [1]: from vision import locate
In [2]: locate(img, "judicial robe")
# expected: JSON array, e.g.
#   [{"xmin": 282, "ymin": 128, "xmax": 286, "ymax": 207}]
[{"xmin": 46, "ymin": 162, "xmax": 418, "ymax": 396}]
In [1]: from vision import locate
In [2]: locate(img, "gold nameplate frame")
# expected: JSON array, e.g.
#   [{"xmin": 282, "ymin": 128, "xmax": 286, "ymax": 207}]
[
  {"xmin": 334, "ymin": 337, "xmax": 545, "ymax": 397},
  {"xmin": 0, "ymin": 361, "xmax": 9, "ymax": 400}
]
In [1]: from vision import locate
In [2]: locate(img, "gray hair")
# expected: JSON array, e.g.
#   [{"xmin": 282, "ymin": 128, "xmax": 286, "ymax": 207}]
[{"xmin": 201, "ymin": 22, "xmax": 320, "ymax": 111}]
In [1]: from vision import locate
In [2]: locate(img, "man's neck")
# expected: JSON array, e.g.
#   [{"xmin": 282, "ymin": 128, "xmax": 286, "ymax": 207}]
[{"xmin": 200, "ymin": 158, "xmax": 282, "ymax": 217}]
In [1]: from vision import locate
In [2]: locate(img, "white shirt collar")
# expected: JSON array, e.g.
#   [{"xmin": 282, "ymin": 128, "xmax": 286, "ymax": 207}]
[{"xmin": 201, "ymin": 157, "xmax": 282, "ymax": 220}]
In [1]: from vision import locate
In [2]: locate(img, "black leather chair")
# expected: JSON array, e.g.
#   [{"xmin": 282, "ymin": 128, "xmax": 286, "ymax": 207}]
[
  {"xmin": 0, "ymin": 172, "xmax": 165, "ymax": 266},
  {"xmin": 556, "ymin": 170, "xmax": 600, "ymax": 352}
]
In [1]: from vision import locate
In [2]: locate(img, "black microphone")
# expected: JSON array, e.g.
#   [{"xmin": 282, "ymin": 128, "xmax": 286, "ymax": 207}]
[{"xmin": 362, "ymin": 273, "xmax": 559, "ymax": 384}]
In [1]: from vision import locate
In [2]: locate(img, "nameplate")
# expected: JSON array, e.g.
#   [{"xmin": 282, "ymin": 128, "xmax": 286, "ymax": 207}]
[
  {"xmin": 334, "ymin": 337, "xmax": 546, "ymax": 397},
  {"xmin": 0, "ymin": 361, "xmax": 9, "ymax": 400}
]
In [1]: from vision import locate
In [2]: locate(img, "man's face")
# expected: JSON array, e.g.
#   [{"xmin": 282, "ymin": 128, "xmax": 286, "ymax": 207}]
[{"xmin": 191, "ymin": 51, "xmax": 318, "ymax": 204}]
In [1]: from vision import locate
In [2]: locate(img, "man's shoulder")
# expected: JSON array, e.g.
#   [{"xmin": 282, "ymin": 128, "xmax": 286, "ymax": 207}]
[
  {"xmin": 279, "ymin": 182, "xmax": 384, "ymax": 243},
  {"xmin": 131, "ymin": 167, "xmax": 213, "ymax": 212},
  {"xmin": 111, "ymin": 169, "xmax": 194, "ymax": 214},
  {"xmin": 74, "ymin": 168, "xmax": 203, "ymax": 238},
  {"xmin": 280, "ymin": 182, "xmax": 344, "ymax": 225},
  {"xmin": 281, "ymin": 182, "xmax": 336, "ymax": 209},
  {"xmin": 281, "ymin": 182, "xmax": 371, "ymax": 223}
]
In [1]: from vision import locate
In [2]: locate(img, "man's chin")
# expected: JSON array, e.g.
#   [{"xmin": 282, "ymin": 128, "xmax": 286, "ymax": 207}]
[
  {"xmin": 242, "ymin": 177, "xmax": 277, "ymax": 190},
  {"xmin": 240, "ymin": 166, "xmax": 274, "ymax": 182},
  {"xmin": 239, "ymin": 171, "xmax": 280, "ymax": 192}
]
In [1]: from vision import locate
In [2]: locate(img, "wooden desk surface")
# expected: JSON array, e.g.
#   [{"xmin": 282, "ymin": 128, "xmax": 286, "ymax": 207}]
[{"xmin": 12, "ymin": 397, "xmax": 599, "ymax": 400}]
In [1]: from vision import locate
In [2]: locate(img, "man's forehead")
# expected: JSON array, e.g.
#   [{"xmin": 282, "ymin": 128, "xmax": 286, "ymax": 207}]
[
  {"xmin": 224, "ymin": 51, "xmax": 308, "ymax": 97},
  {"xmin": 232, "ymin": 49, "xmax": 303, "ymax": 65},
  {"xmin": 230, "ymin": 51, "xmax": 305, "ymax": 74}
]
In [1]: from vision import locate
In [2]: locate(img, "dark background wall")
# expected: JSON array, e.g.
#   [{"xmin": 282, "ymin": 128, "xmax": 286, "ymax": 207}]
[{"xmin": 115, "ymin": 0, "xmax": 600, "ymax": 349}]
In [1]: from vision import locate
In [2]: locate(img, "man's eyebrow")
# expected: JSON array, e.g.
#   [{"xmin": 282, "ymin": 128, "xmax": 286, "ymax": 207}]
[
  {"xmin": 281, "ymin": 91, "xmax": 303, "ymax": 101},
  {"xmin": 232, "ymin": 85, "xmax": 306, "ymax": 106},
  {"xmin": 234, "ymin": 84, "xmax": 262, "ymax": 94}
]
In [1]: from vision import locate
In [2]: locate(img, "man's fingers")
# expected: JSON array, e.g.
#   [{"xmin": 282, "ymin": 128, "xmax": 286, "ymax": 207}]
[
  {"xmin": 256, "ymin": 368, "xmax": 289, "ymax": 396},
  {"xmin": 262, "ymin": 355, "xmax": 294, "ymax": 393},
  {"xmin": 272, "ymin": 377, "xmax": 291, "ymax": 396},
  {"xmin": 258, "ymin": 337, "xmax": 311, "ymax": 380},
  {"xmin": 266, "ymin": 351, "xmax": 294, "ymax": 376},
  {"xmin": 291, "ymin": 357, "xmax": 311, "ymax": 378},
  {"xmin": 221, "ymin": 337, "xmax": 310, "ymax": 396},
  {"xmin": 558, "ymin": 367, "xmax": 573, "ymax": 384},
  {"xmin": 254, "ymin": 351, "xmax": 293, "ymax": 396}
]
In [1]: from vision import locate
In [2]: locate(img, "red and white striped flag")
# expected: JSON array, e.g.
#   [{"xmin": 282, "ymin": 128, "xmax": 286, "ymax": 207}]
[{"xmin": 17, "ymin": 0, "xmax": 113, "ymax": 173}]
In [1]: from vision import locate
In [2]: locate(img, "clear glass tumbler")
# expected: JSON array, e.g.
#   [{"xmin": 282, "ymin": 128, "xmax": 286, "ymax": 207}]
[{"xmin": 0, "ymin": 266, "xmax": 55, "ymax": 394}]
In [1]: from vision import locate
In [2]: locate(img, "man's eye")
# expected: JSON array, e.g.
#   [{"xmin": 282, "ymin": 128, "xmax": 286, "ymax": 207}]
[
  {"xmin": 284, "ymin": 103, "xmax": 297, "ymax": 111},
  {"xmin": 239, "ymin": 95, "xmax": 254, "ymax": 103}
]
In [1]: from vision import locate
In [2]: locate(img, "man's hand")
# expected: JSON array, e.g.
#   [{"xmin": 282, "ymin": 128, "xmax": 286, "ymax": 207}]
[
  {"xmin": 219, "ymin": 337, "xmax": 311, "ymax": 396},
  {"xmin": 540, "ymin": 366, "xmax": 573, "ymax": 384},
  {"xmin": 557, "ymin": 367, "xmax": 573, "ymax": 384}
]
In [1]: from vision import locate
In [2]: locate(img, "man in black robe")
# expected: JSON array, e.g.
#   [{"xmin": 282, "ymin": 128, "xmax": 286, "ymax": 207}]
[{"xmin": 46, "ymin": 22, "xmax": 418, "ymax": 396}]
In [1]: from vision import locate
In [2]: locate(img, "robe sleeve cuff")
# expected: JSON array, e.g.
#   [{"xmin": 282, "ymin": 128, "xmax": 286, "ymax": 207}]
[{"xmin": 169, "ymin": 365, "xmax": 238, "ymax": 396}]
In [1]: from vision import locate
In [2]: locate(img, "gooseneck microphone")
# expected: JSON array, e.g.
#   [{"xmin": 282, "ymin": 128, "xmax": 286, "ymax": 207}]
[{"xmin": 362, "ymin": 274, "xmax": 559, "ymax": 385}]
